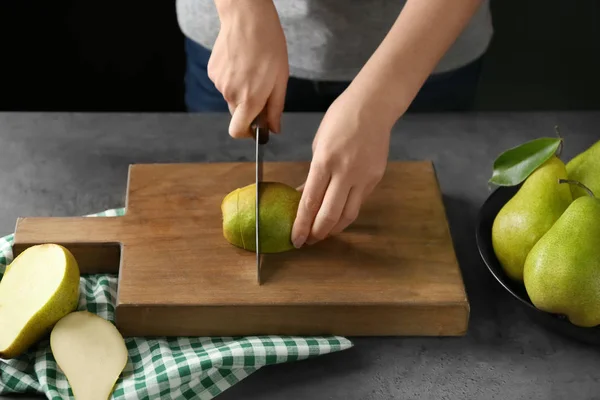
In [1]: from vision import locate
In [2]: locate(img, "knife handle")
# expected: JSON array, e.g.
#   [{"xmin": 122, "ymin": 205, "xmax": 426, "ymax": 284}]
[{"xmin": 251, "ymin": 108, "xmax": 270, "ymax": 145}]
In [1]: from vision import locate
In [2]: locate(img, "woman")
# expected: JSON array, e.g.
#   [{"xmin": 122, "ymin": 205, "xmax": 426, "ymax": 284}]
[{"xmin": 176, "ymin": 0, "xmax": 493, "ymax": 248}]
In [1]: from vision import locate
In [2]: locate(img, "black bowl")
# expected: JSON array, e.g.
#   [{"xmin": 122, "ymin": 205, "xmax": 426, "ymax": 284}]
[{"xmin": 476, "ymin": 185, "xmax": 600, "ymax": 346}]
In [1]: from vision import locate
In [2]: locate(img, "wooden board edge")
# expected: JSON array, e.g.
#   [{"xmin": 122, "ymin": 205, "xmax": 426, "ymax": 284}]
[
  {"xmin": 428, "ymin": 161, "xmax": 471, "ymax": 309},
  {"xmin": 124, "ymin": 163, "xmax": 135, "ymax": 211},
  {"xmin": 114, "ymin": 302, "xmax": 470, "ymax": 338},
  {"xmin": 124, "ymin": 160, "xmax": 436, "ymax": 169}
]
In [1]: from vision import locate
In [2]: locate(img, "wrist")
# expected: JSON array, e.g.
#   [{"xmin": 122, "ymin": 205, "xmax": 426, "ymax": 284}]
[
  {"xmin": 346, "ymin": 72, "xmax": 413, "ymax": 132},
  {"xmin": 215, "ymin": 0, "xmax": 276, "ymax": 23}
]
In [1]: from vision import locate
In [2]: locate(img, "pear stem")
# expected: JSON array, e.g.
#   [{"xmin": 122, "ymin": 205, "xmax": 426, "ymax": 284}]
[
  {"xmin": 554, "ymin": 125, "xmax": 564, "ymax": 157},
  {"xmin": 558, "ymin": 178, "xmax": 596, "ymax": 198}
]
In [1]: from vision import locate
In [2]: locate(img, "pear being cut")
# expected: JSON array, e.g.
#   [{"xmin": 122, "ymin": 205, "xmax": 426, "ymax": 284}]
[
  {"xmin": 0, "ymin": 243, "xmax": 80, "ymax": 359},
  {"xmin": 221, "ymin": 181, "xmax": 302, "ymax": 253},
  {"xmin": 50, "ymin": 311, "xmax": 129, "ymax": 400}
]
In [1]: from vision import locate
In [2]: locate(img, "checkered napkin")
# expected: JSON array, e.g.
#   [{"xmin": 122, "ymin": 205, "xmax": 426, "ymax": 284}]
[{"xmin": 0, "ymin": 208, "xmax": 353, "ymax": 400}]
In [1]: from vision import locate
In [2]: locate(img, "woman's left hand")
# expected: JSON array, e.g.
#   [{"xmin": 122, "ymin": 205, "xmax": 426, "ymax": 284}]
[{"xmin": 290, "ymin": 88, "xmax": 393, "ymax": 248}]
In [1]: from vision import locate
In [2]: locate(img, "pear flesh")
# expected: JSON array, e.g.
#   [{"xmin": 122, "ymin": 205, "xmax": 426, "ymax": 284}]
[
  {"xmin": 0, "ymin": 244, "xmax": 80, "ymax": 359},
  {"xmin": 524, "ymin": 194, "xmax": 600, "ymax": 328},
  {"xmin": 566, "ymin": 139, "xmax": 600, "ymax": 199},
  {"xmin": 492, "ymin": 156, "xmax": 573, "ymax": 282},
  {"xmin": 221, "ymin": 182, "xmax": 301, "ymax": 253},
  {"xmin": 50, "ymin": 311, "xmax": 128, "ymax": 400}
]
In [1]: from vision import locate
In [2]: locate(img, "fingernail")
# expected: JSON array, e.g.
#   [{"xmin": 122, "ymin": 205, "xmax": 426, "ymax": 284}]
[{"xmin": 293, "ymin": 235, "xmax": 306, "ymax": 249}]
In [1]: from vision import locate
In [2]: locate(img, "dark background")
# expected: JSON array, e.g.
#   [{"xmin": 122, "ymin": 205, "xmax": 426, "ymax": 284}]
[{"xmin": 1, "ymin": 0, "xmax": 599, "ymax": 113}]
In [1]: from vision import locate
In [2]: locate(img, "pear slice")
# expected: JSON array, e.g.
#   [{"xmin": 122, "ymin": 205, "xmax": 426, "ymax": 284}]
[
  {"xmin": 0, "ymin": 243, "xmax": 80, "ymax": 359},
  {"xmin": 50, "ymin": 311, "xmax": 128, "ymax": 400}
]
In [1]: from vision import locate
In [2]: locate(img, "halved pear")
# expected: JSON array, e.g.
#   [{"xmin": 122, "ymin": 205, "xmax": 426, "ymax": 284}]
[
  {"xmin": 0, "ymin": 243, "xmax": 80, "ymax": 359},
  {"xmin": 50, "ymin": 311, "xmax": 128, "ymax": 400}
]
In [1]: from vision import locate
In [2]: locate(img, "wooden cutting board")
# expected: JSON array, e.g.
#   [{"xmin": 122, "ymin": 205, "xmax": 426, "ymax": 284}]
[{"xmin": 12, "ymin": 161, "xmax": 469, "ymax": 337}]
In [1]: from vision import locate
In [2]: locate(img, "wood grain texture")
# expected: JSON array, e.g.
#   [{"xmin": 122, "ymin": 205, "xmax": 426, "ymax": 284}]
[{"xmin": 13, "ymin": 161, "xmax": 469, "ymax": 337}]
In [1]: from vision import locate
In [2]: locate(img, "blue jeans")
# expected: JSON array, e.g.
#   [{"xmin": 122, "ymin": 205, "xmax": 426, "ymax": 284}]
[{"xmin": 184, "ymin": 38, "xmax": 483, "ymax": 113}]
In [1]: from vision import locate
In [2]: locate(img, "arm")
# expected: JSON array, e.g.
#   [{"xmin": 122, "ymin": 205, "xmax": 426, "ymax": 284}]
[
  {"xmin": 210, "ymin": 0, "xmax": 289, "ymax": 136},
  {"xmin": 348, "ymin": 0, "xmax": 485, "ymax": 128},
  {"xmin": 291, "ymin": 0, "xmax": 485, "ymax": 247}
]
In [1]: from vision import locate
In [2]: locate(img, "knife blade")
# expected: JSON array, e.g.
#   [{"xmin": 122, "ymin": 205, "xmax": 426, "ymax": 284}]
[{"xmin": 251, "ymin": 109, "xmax": 269, "ymax": 285}]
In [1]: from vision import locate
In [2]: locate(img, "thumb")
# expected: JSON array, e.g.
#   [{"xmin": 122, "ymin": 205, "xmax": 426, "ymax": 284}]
[
  {"xmin": 266, "ymin": 80, "xmax": 287, "ymax": 133},
  {"xmin": 229, "ymin": 101, "xmax": 265, "ymax": 139}
]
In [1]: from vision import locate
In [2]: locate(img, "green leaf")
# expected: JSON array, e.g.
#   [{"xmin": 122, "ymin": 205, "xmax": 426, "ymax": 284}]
[{"xmin": 489, "ymin": 137, "xmax": 563, "ymax": 186}]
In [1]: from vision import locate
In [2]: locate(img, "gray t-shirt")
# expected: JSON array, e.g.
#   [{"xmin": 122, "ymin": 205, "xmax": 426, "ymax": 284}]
[{"xmin": 176, "ymin": 0, "xmax": 493, "ymax": 81}]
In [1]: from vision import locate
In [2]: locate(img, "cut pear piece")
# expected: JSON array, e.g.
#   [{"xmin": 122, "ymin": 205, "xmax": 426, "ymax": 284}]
[
  {"xmin": 50, "ymin": 311, "xmax": 128, "ymax": 400},
  {"xmin": 0, "ymin": 243, "xmax": 80, "ymax": 359}
]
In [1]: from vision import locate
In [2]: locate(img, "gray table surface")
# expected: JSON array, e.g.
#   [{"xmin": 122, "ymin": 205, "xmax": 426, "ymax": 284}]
[{"xmin": 1, "ymin": 111, "xmax": 599, "ymax": 400}]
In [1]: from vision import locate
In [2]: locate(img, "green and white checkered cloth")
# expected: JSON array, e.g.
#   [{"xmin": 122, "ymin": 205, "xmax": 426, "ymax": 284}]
[{"xmin": 0, "ymin": 208, "xmax": 353, "ymax": 400}]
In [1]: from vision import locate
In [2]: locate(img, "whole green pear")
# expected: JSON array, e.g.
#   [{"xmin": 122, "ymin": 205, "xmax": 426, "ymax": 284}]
[
  {"xmin": 492, "ymin": 156, "xmax": 573, "ymax": 282},
  {"xmin": 523, "ymin": 182, "xmax": 600, "ymax": 328},
  {"xmin": 566, "ymin": 139, "xmax": 600, "ymax": 199}
]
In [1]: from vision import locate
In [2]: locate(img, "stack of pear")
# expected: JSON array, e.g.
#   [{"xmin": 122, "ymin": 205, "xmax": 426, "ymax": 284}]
[{"xmin": 490, "ymin": 136, "xmax": 600, "ymax": 328}]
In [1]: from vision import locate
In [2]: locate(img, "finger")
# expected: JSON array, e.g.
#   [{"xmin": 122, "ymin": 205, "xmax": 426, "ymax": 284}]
[
  {"xmin": 311, "ymin": 133, "xmax": 320, "ymax": 154},
  {"xmin": 291, "ymin": 164, "xmax": 331, "ymax": 248},
  {"xmin": 266, "ymin": 80, "xmax": 287, "ymax": 133},
  {"xmin": 229, "ymin": 101, "xmax": 266, "ymax": 139},
  {"xmin": 296, "ymin": 182, "xmax": 306, "ymax": 192},
  {"xmin": 227, "ymin": 103, "xmax": 236, "ymax": 116},
  {"xmin": 329, "ymin": 186, "xmax": 363, "ymax": 236},
  {"xmin": 362, "ymin": 176, "xmax": 382, "ymax": 201},
  {"xmin": 306, "ymin": 178, "xmax": 351, "ymax": 244}
]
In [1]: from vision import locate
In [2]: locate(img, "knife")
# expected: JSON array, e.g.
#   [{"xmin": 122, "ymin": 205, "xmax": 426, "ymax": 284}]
[{"xmin": 251, "ymin": 109, "xmax": 269, "ymax": 285}]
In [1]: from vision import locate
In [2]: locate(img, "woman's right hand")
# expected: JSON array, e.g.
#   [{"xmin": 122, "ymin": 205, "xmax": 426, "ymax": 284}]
[{"xmin": 209, "ymin": 0, "xmax": 289, "ymax": 138}]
